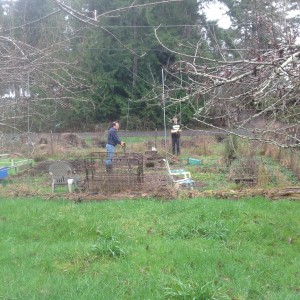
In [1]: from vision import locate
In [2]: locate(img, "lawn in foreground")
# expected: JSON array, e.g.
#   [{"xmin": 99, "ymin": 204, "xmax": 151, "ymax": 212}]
[{"xmin": 0, "ymin": 197, "xmax": 299, "ymax": 299}]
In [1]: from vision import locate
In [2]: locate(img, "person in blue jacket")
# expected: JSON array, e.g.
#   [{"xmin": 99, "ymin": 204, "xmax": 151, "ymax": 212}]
[{"xmin": 105, "ymin": 121, "xmax": 125, "ymax": 172}]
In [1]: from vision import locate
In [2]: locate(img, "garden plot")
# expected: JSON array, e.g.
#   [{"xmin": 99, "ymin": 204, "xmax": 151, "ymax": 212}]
[{"xmin": 0, "ymin": 133, "xmax": 299, "ymax": 200}]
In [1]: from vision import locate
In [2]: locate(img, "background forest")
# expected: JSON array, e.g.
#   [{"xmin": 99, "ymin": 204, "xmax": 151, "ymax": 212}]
[{"xmin": 1, "ymin": 0, "xmax": 300, "ymax": 148}]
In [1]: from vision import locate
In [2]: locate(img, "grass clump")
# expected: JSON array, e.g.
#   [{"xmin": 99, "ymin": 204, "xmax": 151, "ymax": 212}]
[
  {"xmin": 167, "ymin": 219, "xmax": 229, "ymax": 241},
  {"xmin": 92, "ymin": 229, "xmax": 126, "ymax": 258},
  {"xmin": 163, "ymin": 278, "xmax": 219, "ymax": 299}
]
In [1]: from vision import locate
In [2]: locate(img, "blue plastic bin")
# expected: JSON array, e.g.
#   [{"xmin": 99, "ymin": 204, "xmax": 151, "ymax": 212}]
[{"xmin": 0, "ymin": 167, "xmax": 9, "ymax": 180}]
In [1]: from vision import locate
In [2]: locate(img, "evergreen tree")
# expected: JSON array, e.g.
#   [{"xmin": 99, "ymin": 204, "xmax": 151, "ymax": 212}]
[{"xmin": 70, "ymin": 0, "xmax": 201, "ymax": 129}]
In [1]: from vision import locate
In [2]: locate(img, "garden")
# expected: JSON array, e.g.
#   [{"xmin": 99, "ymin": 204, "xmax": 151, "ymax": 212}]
[{"xmin": 0, "ymin": 132, "xmax": 299, "ymax": 200}]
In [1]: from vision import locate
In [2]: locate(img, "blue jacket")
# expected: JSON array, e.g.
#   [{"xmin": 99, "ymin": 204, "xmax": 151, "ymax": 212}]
[{"xmin": 107, "ymin": 127, "xmax": 121, "ymax": 146}]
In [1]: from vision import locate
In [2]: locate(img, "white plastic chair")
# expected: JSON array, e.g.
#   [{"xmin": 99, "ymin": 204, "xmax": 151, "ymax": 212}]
[
  {"xmin": 49, "ymin": 161, "xmax": 77, "ymax": 193},
  {"xmin": 163, "ymin": 159, "xmax": 194, "ymax": 189}
]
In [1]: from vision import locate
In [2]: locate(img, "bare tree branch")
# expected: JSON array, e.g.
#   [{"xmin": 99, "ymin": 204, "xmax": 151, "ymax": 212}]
[{"xmin": 153, "ymin": 21, "xmax": 300, "ymax": 148}]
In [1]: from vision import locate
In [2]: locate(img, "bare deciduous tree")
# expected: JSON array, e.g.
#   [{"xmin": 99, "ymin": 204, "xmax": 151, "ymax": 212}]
[{"xmin": 153, "ymin": 5, "xmax": 300, "ymax": 148}]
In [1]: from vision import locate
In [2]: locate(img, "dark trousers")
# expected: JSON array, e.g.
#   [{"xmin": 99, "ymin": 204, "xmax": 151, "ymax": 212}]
[{"xmin": 172, "ymin": 136, "xmax": 180, "ymax": 155}]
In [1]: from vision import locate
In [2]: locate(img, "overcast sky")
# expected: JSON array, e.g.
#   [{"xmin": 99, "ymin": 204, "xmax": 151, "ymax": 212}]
[
  {"xmin": 203, "ymin": 1, "xmax": 300, "ymax": 29},
  {"xmin": 203, "ymin": 1, "xmax": 231, "ymax": 29}
]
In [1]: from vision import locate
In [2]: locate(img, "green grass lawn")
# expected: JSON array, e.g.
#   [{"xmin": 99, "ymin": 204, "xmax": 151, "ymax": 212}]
[{"xmin": 0, "ymin": 197, "xmax": 299, "ymax": 299}]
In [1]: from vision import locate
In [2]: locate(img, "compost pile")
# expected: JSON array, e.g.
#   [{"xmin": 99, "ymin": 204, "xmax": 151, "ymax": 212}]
[{"xmin": 33, "ymin": 133, "xmax": 89, "ymax": 156}]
